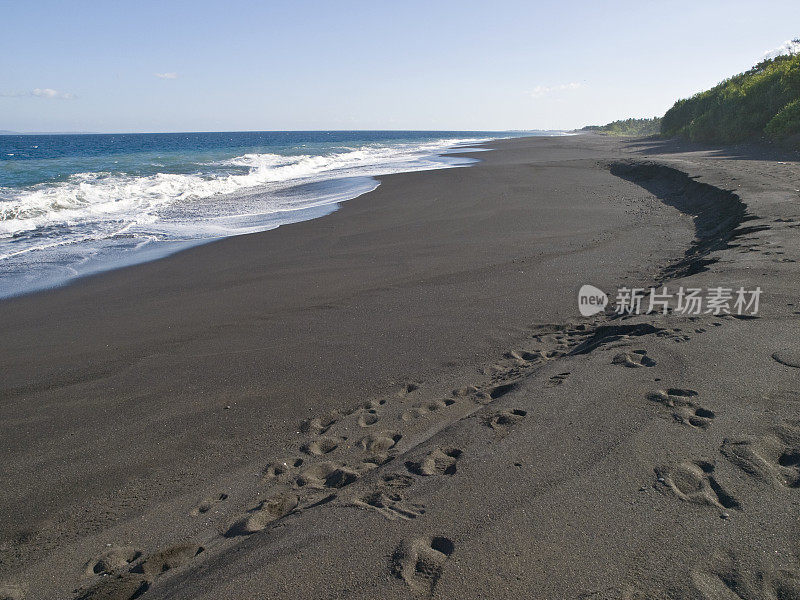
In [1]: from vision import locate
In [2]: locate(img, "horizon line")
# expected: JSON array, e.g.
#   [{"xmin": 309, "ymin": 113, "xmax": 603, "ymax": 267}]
[{"xmin": 0, "ymin": 127, "xmax": 567, "ymax": 136}]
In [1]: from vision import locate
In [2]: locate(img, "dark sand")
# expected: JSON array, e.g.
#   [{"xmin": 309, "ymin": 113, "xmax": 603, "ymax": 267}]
[{"xmin": 2, "ymin": 135, "xmax": 800, "ymax": 599}]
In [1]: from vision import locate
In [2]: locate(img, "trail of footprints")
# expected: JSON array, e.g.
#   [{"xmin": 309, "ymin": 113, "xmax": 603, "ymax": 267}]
[
  {"xmin": 645, "ymin": 385, "xmax": 737, "ymax": 514},
  {"xmin": 71, "ymin": 317, "xmax": 751, "ymax": 599},
  {"xmin": 77, "ymin": 544, "xmax": 205, "ymax": 600},
  {"xmin": 74, "ymin": 324, "xmax": 589, "ymax": 599},
  {"xmin": 638, "ymin": 341, "xmax": 800, "ymax": 593},
  {"xmin": 642, "ymin": 385, "xmax": 743, "ymax": 514},
  {"xmin": 649, "ymin": 400, "xmax": 800, "ymax": 519}
]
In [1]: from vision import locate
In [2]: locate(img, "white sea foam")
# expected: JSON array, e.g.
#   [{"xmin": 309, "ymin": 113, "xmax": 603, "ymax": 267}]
[
  {"xmin": 0, "ymin": 136, "xmax": 493, "ymax": 295},
  {"xmin": 0, "ymin": 138, "xmax": 479, "ymax": 239}
]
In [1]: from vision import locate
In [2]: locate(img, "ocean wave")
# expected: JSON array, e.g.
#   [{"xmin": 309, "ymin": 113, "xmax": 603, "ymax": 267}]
[{"xmin": 0, "ymin": 138, "xmax": 479, "ymax": 238}]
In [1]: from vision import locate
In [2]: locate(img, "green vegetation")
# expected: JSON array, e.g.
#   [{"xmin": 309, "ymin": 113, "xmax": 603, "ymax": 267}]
[
  {"xmin": 661, "ymin": 42, "xmax": 800, "ymax": 145},
  {"xmin": 580, "ymin": 117, "xmax": 661, "ymax": 137},
  {"xmin": 764, "ymin": 97, "xmax": 800, "ymax": 139}
]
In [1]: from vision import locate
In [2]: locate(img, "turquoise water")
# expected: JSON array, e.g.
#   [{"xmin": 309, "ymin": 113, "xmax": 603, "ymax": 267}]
[{"xmin": 0, "ymin": 130, "xmax": 543, "ymax": 297}]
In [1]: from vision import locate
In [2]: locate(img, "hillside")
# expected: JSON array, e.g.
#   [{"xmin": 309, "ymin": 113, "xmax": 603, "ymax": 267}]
[{"xmin": 662, "ymin": 42, "xmax": 800, "ymax": 144}]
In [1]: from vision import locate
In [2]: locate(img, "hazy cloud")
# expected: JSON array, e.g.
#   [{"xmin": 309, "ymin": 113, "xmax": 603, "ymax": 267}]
[
  {"xmin": 526, "ymin": 82, "xmax": 583, "ymax": 98},
  {"xmin": 0, "ymin": 88, "xmax": 75, "ymax": 99},
  {"xmin": 154, "ymin": 72, "xmax": 178, "ymax": 79},
  {"xmin": 762, "ymin": 39, "xmax": 800, "ymax": 61},
  {"xmin": 32, "ymin": 88, "xmax": 75, "ymax": 99}
]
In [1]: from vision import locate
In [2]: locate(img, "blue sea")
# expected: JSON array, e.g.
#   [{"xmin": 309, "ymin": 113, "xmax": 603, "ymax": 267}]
[{"xmin": 0, "ymin": 130, "xmax": 546, "ymax": 297}]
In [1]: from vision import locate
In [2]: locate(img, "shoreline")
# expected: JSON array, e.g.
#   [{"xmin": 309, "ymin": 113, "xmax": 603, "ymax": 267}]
[
  {"xmin": 2, "ymin": 134, "xmax": 800, "ymax": 599},
  {"xmin": 0, "ymin": 137, "xmax": 497, "ymax": 300}
]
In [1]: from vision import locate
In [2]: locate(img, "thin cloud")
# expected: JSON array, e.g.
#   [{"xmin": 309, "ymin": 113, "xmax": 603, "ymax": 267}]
[
  {"xmin": 526, "ymin": 82, "xmax": 583, "ymax": 98},
  {"xmin": 762, "ymin": 39, "xmax": 800, "ymax": 61},
  {"xmin": 32, "ymin": 88, "xmax": 75, "ymax": 99},
  {"xmin": 154, "ymin": 72, "xmax": 178, "ymax": 79},
  {"xmin": 0, "ymin": 88, "xmax": 75, "ymax": 99}
]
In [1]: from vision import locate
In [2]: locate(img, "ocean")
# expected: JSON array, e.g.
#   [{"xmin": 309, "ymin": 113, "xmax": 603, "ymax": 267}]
[{"xmin": 0, "ymin": 130, "xmax": 543, "ymax": 297}]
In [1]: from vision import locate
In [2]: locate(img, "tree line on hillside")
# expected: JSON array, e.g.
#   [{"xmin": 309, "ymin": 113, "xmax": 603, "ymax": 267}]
[
  {"xmin": 580, "ymin": 118, "xmax": 661, "ymax": 137},
  {"xmin": 582, "ymin": 40, "xmax": 800, "ymax": 147},
  {"xmin": 661, "ymin": 40, "xmax": 800, "ymax": 144}
]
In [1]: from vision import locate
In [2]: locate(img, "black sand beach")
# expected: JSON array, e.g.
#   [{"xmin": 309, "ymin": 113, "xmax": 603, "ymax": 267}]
[{"xmin": 2, "ymin": 134, "xmax": 800, "ymax": 599}]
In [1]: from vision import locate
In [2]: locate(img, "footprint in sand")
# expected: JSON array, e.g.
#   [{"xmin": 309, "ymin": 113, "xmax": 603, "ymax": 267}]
[
  {"xmin": 454, "ymin": 381, "xmax": 518, "ymax": 404},
  {"xmin": 647, "ymin": 388, "xmax": 715, "ymax": 430},
  {"xmin": 262, "ymin": 458, "xmax": 304, "ymax": 483},
  {"xmin": 529, "ymin": 323, "xmax": 590, "ymax": 353},
  {"xmin": 391, "ymin": 536, "xmax": 455, "ymax": 597},
  {"xmin": 548, "ymin": 372, "xmax": 571, "ymax": 387},
  {"xmin": 189, "ymin": 493, "xmax": 229, "ymax": 517},
  {"xmin": 400, "ymin": 399, "xmax": 455, "ymax": 422},
  {"xmin": 655, "ymin": 460, "xmax": 740, "ymax": 511},
  {"xmin": 75, "ymin": 574, "xmax": 150, "ymax": 600},
  {"xmin": 296, "ymin": 462, "xmax": 360, "ymax": 489},
  {"xmin": 721, "ymin": 423, "xmax": 800, "ymax": 488},
  {"xmin": 479, "ymin": 382, "xmax": 518, "ymax": 403},
  {"xmin": 130, "ymin": 544, "xmax": 205, "ymax": 578},
  {"xmin": 362, "ymin": 399, "xmax": 387, "ymax": 409},
  {"xmin": 691, "ymin": 549, "xmax": 800, "ymax": 600},
  {"xmin": 359, "ymin": 432, "xmax": 402, "ymax": 453},
  {"xmin": 356, "ymin": 399, "xmax": 388, "ymax": 426},
  {"xmin": 505, "ymin": 349, "xmax": 546, "ymax": 362},
  {"xmin": 362, "ymin": 453, "xmax": 394, "ymax": 467},
  {"xmin": 452, "ymin": 385, "xmax": 479, "ymax": 398},
  {"xmin": 488, "ymin": 382, "xmax": 520, "ymax": 399},
  {"xmin": 358, "ymin": 410, "xmax": 381, "ymax": 427},
  {"xmin": 85, "ymin": 546, "xmax": 142, "ymax": 576},
  {"xmin": 225, "ymin": 493, "xmax": 298, "ymax": 537},
  {"xmin": 612, "ymin": 349, "xmax": 656, "ymax": 368},
  {"xmin": 300, "ymin": 411, "xmax": 341, "ymax": 436},
  {"xmin": 657, "ymin": 329, "xmax": 692, "ymax": 344},
  {"xmin": 483, "ymin": 409, "xmax": 527, "ymax": 432},
  {"xmin": 484, "ymin": 350, "xmax": 545, "ymax": 381},
  {"xmin": 354, "ymin": 474, "xmax": 425, "ymax": 521},
  {"xmin": 358, "ymin": 431, "xmax": 403, "ymax": 468},
  {"xmin": 76, "ymin": 544, "xmax": 204, "ymax": 600},
  {"xmin": 406, "ymin": 447, "xmax": 462, "ymax": 476},
  {"xmin": 402, "ymin": 382, "xmax": 422, "ymax": 394},
  {"xmin": 301, "ymin": 435, "xmax": 347, "ymax": 456},
  {"xmin": 357, "ymin": 489, "xmax": 425, "ymax": 521}
]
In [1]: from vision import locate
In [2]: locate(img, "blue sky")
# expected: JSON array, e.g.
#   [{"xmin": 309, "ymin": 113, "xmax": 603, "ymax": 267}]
[{"xmin": 2, "ymin": 0, "xmax": 799, "ymax": 133}]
